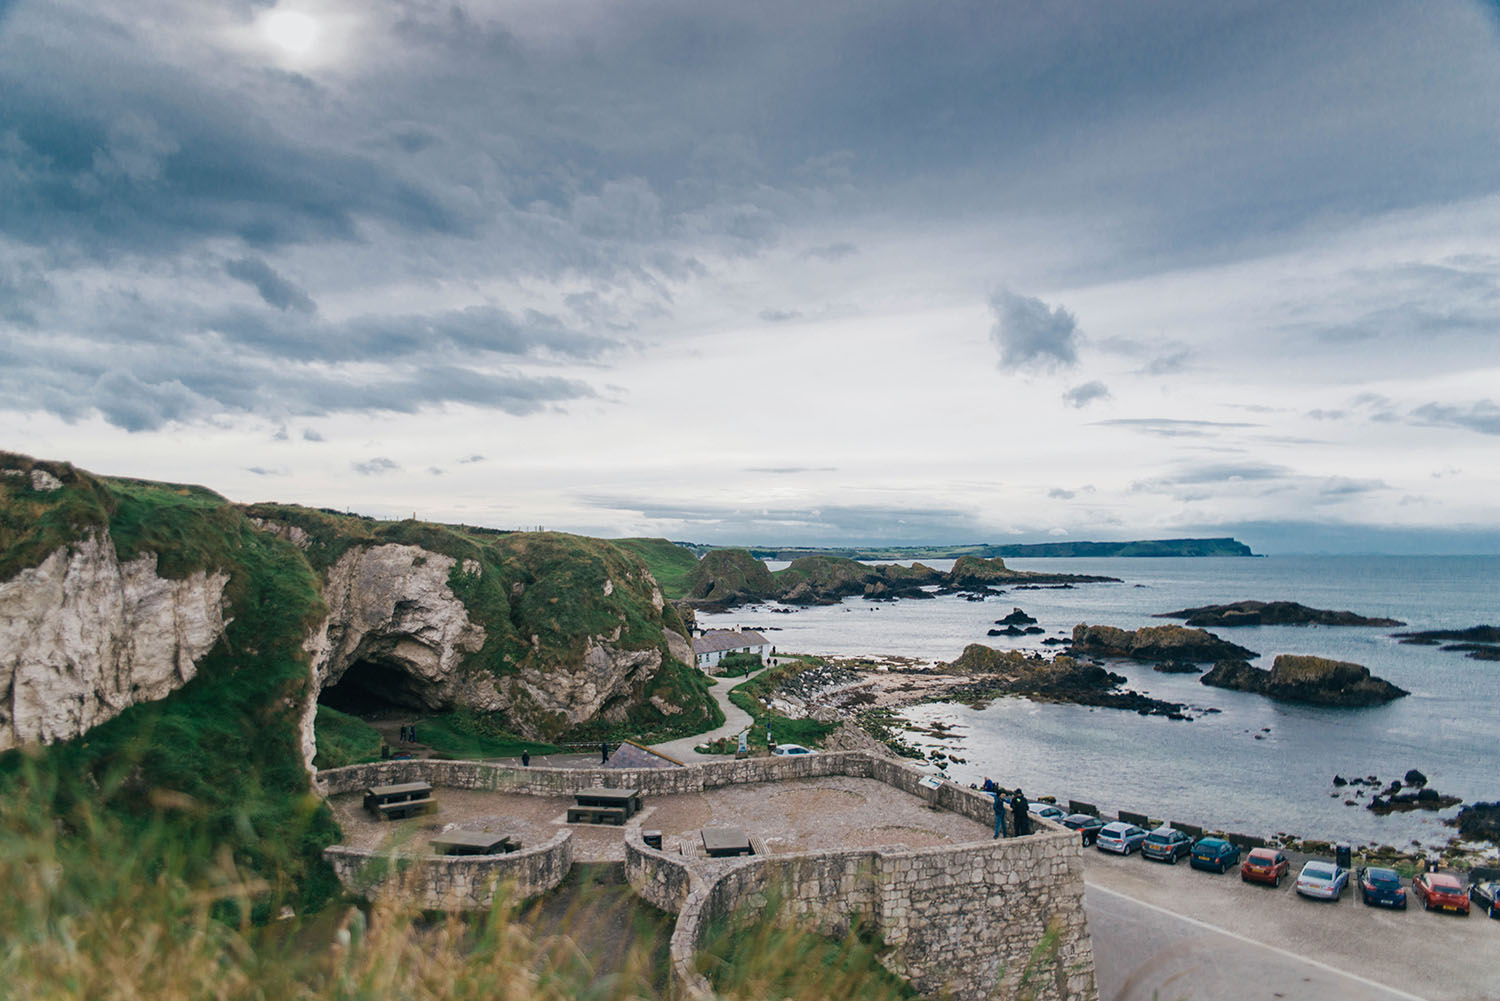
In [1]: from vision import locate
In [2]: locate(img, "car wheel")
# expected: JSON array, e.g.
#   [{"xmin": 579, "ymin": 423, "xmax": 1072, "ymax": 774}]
[
  {"xmin": 1169, "ymin": 853, "xmax": 1177, "ymax": 865},
  {"xmin": 1423, "ymin": 897, "xmax": 1431, "ymax": 911}
]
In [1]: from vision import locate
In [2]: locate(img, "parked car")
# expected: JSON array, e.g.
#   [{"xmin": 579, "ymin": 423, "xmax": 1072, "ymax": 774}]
[
  {"xmin": 1294, "ymin": 860, "xmax": 1349, "ymax": 900},
  {"xmin": 1030, "ymin": 804, "xmax": 1066, "ymax": 824},
  {"xmin": 1356, "ymin": 866, "xmax": 1407, "ymax": 909},
  {"xmin": 1189, "ymin": 837, "xmax": 1241, "ymax": 873},
  {"xmin": 1240, "ymin": 847, "xmax": 1290, "ymax": 887},
  {"xmin": 1062, "ymin": 813, "xmax": 1107, "ymax": 846},
  {"xmin": 1413, "ymin": 872, "xmax": 1470, "ymax": 915},
  {"xmin": 1469, "ymin": 880, "xmax": 1500, "ymax": 919},
  {"xmin": 1141, "ymin": 826, "xmax": 1194, "ymax": 864},
  {"xmin": 1096, "ymin": 822, "xmax": 1149, "ymax": 855},
  {"xmin": 771, "ymin": 743, "xmax": 815, "ymax": 756}
]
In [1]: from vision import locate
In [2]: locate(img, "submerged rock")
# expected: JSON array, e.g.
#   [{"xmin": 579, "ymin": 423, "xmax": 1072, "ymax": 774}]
[
  {"xmin": 1155, "ymin": 600, "xmax": 1403, "ymax": 628},
  {"xmin": 1200, "ymin": 654, "xmax": 1408, "ymax": 706}
]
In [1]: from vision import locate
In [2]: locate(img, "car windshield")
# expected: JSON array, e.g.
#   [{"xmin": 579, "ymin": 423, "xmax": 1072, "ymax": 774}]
[
  {"xmin": 1146, "ymin": 833, "xmax": 1170, "ymax": 844},
  {"xmin": 1101, "ymin": 824, "xmax": 1129, "ymax": 835},
  {"xmin": 1429, "ymin": 876, "xmax": 1461, "ymax": 890},
  {"xmin": 1367, "ymin": 869, "xmax": 1399, "ymax": 885},
  {"xmin": 1304, "ymin": 863, "xmax": 1336, "ymax": 879},
  {"xmin": 1248, "ymin": 850, "xmax": 1276, "ymax": 862},
  {"xmin": 1197, "ymin": 840, "xmax": 1225, "ymax": 852}
]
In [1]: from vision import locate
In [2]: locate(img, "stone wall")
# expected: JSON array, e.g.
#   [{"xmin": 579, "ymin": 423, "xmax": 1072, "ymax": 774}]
[
  {"xmin": 314, "ymin": 749, "xmax": 875, "ymax": 798},
  {"xmin": 323, "ymin": 829, "xmax": 572, "ymax": 909},
  {"xmin": 319, "ymin": 753, "xmax": 1096, "ymax": 1000},
  {"xmin": 641, "ymin": 828, "xmax": 1094, "ymax": 1001}
]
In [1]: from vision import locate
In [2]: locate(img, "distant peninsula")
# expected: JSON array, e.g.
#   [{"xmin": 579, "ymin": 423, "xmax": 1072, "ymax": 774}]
[{"xmin": 689, "ymin": 537, "xmax": 1256, "ymax": 561}]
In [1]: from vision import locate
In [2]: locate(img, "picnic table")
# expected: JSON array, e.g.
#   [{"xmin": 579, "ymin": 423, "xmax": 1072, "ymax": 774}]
[
  {"xmin": 701, "ymin": 827, "xmax": 753, "ymax": 858},
  {"xmin": 567, "ymin": 786, "xmax": 641, "ymax": 825},
  {"xmin": 363, "ymin": 781, "xmax": 435, "ymax": 820},
  {"xmin": 430, "ymin": 830, "xmax": 518, "ymax": 856}
]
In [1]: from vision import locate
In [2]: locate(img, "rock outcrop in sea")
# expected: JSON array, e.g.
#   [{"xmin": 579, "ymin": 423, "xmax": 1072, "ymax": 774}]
[
  {"xmin": 1199, "ymin": 654, "xmax": 1408, "ymax": 706},
  {"xmin": 682, "ymin": 550, "xmax": 1118, "ymax": 611},
  {"xmin": 940, "ymin": 644, "xmax": 1191, "ymax": 717},
  {"xmin": 1391, "ymin": 625, "xmax": 1500, "ymax": 661},
  {"xmin": 1154, "ymin": 600, "xmax": 1404, "ymax": 628},
  {"xmin": 1070, "ymin": 623, "xmax": 1257, "ymax": 663}
]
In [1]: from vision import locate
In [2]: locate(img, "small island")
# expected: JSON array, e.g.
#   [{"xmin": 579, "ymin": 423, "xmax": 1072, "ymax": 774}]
[
  {"xmin": 1391, "ymin": 625, "xmax": 1500, "ymax": 661},
  {"xmin": 1070, "ymin": 623, "xmax": 1257, "ymax": 663},
  {"xmin": 1200, "ymin": 655, "xmax": 1408, "ymax": 706},
  {"xmin": 1154, "ymin": 600, "xmax": 1403, "ymax": 628}
]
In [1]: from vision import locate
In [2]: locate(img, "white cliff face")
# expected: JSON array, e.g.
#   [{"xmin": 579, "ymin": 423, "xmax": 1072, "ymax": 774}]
[{"xmin": 0, "ymin": 532, "xmax": 230, "ymax": 751}]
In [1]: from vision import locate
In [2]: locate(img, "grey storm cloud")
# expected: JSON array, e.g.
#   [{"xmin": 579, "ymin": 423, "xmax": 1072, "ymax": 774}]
[
  {"xmin": 1048, "ymin": 488, "xmax": 1076, "ymax": 500},
  {"xmin": 302, "ymin": 429, "xmax": 324, "ymax": 442},
  {"xmin": 989, "ymin": 290, "xmax": 1080, "ymax": 371},
  {"xmin": 1409, "ymin": 400, "xmax": 1500, "ymax": 436},
  {"xmin": 353, "ymin": 457, "xmax": 399, "ymax": 476},
  {"xmin": 224, "ymin": 257, "xmax": 316, "ymax": 313},
  {"xmin": 1062, "ymin": 381, "xmax": 1110, "ymax": 409}
]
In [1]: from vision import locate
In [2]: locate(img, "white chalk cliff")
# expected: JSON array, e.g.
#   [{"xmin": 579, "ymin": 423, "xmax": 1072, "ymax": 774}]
[{"xmin": 0, "ymin": 531, "xmax": 230, "ymax": 751}]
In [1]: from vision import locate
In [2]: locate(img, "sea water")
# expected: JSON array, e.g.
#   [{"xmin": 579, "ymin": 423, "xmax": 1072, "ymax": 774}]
[{"xmin": 697, "ymin": 556, "xmax": 1500, "ymax": 849}]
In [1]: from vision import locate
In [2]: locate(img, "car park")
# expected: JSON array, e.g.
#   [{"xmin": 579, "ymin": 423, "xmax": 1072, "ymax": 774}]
[
  {"xmin": 1189, "ymin": 837, "xmax": 1241, "ymax": 873},
  {"xmin": 1240, "ymin": 847, "xmax": 1289, "ymax": 887},
  {"xmin": 1413, "ymin": 872, "xmax": 1470, "ymax": 914},
  {"xmin": 1062, "ymin": 813, "xmax": 1106, "ymax": 846},
  {"xmin": 1141, "ymin": 826, "xmax": 1193, "ymax": 864},
  {"xmin": 1356, "ymin": 866, "xmax": 1407, "ymax": 909},
  {"xmin": 1470, "ymin": 880, "xmax": 1500, "ymax": 918},
  {"xmin": 770, "ymin": 744, "xmax": 815, "ymax": 756},
  {"xmin": 1030, "ymin": 804, "xmax": 1065, "ymax": 824},
  {"xmin": 1295, "ymin": 860, "xmax": 1349, "ymax": 900},
  {"xmin": 1096, "ymin": 822, "xmax": 1149, "ymax": 855}
]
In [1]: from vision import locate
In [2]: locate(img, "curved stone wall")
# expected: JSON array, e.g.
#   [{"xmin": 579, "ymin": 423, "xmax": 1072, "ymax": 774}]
[
  {"xmin": 323, "ymin": 828, "xmax": 572, "ymax": 909},
  {"xmin": 318, "ymin": 753, "xmax": 1096, "ymax": 1000}
]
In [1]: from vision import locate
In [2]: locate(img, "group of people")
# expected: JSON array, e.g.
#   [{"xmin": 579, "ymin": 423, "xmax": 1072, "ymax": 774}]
[
  {"xmin": 981, "ymin": 777, "xmax": 1031, "ymax": 839},
  {"xmin": 398, "ymin": 724, "xmax": 418, "ymax": 743}
]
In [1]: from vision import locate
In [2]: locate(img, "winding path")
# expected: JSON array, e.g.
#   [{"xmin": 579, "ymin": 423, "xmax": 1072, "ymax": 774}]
[{"xmin": 649, "ymin": 662, "xmax": 773, "ymax": 762}]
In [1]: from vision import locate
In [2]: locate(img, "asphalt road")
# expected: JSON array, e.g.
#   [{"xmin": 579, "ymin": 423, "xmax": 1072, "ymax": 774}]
[{"xmin": 1083, "ymin": 848, "xmax": 1497, "ymax": 1001}]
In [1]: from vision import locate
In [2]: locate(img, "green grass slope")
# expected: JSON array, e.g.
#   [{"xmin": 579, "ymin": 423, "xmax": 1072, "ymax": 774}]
[{"xmin": 613, "ymin": 537, "xmax": 700, "ymax": 599}]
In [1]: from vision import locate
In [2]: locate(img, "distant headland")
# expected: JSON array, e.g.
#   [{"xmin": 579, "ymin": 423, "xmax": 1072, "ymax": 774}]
[{"xmin": 687, "ymin": 537, "xmax": 1257, "ymax": 561}]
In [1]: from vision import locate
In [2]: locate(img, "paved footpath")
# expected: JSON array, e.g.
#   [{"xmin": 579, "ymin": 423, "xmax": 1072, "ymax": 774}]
[{"xmin": 649, "ymin": 663, "xmax": 773, "ymax": 762}]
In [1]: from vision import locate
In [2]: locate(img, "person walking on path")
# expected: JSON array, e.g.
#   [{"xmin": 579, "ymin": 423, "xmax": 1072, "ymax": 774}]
[
  {"xmin": 600, "ymin": 741, "xmax": 610, "ymax": 764},
  {"xmin": 1012, "ymin": 788, "xmax": 1031, "ymax": 836},
  {"xmin": 521, "ymin": 749, "xmax": 530, "ymax": 767},
  {"xmin": 992, "ymin": 789, "xmax": 1009, "ymax": 839}
]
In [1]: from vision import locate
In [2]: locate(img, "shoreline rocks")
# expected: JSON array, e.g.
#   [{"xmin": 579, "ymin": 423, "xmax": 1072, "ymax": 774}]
[
  {"xmin": 1201, "ymin": 654, "xmax": 1408, "ymax": 706},
  {"xmin": 1391, "ymin": 625, "xmax": 1500, "ymax": 662},
  {"xmin": 1155, "ymin": 600, "xmax": 1403, "ymax": 628},
  {"xmin": 938, "ymin": 644, "xmax": 1193, "ymax": 718},
  {"xmin": 1071, "ymin": 623, "xmax": 1257, "ymax": 663}
]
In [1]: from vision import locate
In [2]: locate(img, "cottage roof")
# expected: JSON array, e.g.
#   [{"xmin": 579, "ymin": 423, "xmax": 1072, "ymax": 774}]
[{"xmin": 691, "ymin": 629, "xmax": 769, "ymax": 654}]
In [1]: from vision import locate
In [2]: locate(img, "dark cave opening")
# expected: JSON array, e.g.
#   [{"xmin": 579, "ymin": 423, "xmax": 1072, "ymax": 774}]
[{"xmin": 318, "ymin": 659, "xmax": 432, "ymax": 716}]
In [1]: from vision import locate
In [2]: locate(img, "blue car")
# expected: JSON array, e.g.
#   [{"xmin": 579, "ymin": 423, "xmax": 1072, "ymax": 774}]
[
  {"xmin": 1189, "ymin": 837, "xmax": 1241, "ymax": 873},
  {"xmin": 1357, "ymin": 866, "xmax": 1407, "ymax": 909}
]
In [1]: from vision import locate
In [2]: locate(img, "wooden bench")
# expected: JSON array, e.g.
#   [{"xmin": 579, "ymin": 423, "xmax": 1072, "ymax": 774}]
[
  {"xmin": 567, "ymin": 805, "xmax": 628, "ymax": 825},
  {"xmin": 375, "ymin": 797, "xmax": 434, "ymax": 820},
  {"xmin": 430, "ymin": 831, "xmax": 518, "ymax": 856},
  {"xmin": 364, "ymin": 781, "xmax": 436, "ymax": 820}
]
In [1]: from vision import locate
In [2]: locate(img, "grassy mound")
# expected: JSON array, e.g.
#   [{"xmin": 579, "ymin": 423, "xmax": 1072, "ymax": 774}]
[{"xmin": 613, "ymin": 537, "xmax": 700, "ymax": 600}]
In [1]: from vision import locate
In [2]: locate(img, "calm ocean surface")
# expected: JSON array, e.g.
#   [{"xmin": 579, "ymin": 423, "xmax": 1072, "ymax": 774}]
[{"xmin": 698, "ymin": 556, "xmax": 1500, "ymax": 849}]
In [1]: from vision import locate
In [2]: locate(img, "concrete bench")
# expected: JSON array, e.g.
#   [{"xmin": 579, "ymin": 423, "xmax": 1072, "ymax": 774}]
[{"xmin": 567, "ymin": 806, "xmax": 627, "ymax": 825}]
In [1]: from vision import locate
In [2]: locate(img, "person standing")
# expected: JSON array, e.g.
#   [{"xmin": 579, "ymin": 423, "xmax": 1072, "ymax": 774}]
[
  {"xmin": 600, "ymin": 741, "xmax": 610, "ymax": 764},
  {"xmin": 521, "ymin": 749, "xmax": 530, "ymax": 767},
  {"xmin": 992, "ymin": 789, "xmax": 1009, "ymax": 839},
  {"xmin": 1012, "ymin": 788, "xmax": 1031, "ymax": 836}
]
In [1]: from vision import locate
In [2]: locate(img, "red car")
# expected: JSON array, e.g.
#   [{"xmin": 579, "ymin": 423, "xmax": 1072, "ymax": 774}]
[
  {"xmin": 1413, "ymin": 872, "xmax": 1471, "ymax": 915},
  {"xmin": 1241, "ymin": 847, "xmax": 1290, "ymax": 887}
]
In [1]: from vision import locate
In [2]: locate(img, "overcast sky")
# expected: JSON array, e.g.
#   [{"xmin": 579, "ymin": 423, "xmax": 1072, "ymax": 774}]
[{"xmin": 4, "ymin": 1, "xmax": 1500, "ymax": 553}]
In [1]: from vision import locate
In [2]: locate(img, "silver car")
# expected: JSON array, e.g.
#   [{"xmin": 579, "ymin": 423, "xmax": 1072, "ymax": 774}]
[
  {"xmin": 1295, "ymin": 860, "xmax": 1349, "ymax": 900},
  {"xmin": 1095, "ymin": 822, "xmax": 1148, "ymax": 855}
]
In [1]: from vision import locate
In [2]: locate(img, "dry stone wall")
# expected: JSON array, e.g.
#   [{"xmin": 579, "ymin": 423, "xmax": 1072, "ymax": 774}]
[{"xmin": 323, "ymin": 829, "xmax": 572, "ymax": 909}]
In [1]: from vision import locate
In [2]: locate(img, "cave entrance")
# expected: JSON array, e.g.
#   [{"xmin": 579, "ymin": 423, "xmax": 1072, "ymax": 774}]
[{"xmin": 318, "ymin": 659, "xmax": 433, "ymax": 717}]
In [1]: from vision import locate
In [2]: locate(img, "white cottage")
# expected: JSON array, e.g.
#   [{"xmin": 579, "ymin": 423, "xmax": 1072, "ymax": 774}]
[{"xmin": 691, "ymin": 628, "xmax": 770, "ymax": 670}]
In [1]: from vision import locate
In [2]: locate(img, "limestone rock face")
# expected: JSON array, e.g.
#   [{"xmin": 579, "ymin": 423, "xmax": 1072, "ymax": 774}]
[{"xmin": 0, "ymin": 532, "xmax": 230, "ymax": 751}]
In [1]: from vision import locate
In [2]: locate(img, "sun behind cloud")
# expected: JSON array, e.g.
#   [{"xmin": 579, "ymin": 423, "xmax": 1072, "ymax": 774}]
[{"xmin": 261, "ymin": 8, "xmax": 319, "ymax": 56}]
